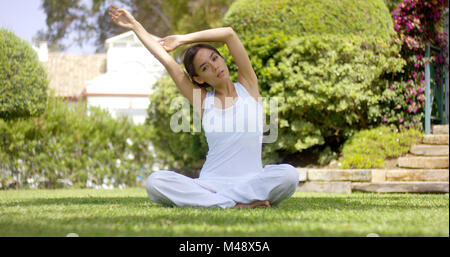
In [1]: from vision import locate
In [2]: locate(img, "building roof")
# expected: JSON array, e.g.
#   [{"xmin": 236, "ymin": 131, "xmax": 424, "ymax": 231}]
[
  {"xmin": 42, "ymin": 31, "xmax": 161, "ymax": 99},
  {"xmin": 44, "ymin": 53, "xmax": 106, "ymax": 98}
]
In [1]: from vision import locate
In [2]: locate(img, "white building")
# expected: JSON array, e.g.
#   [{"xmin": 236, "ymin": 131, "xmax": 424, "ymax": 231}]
[
  {"xmin": 32, "ymin": 41, "xmax": 48, "ymax": 62},
  {"xmin": 83, "ymin": 31, "xmax": 165, "ymax": 124}
]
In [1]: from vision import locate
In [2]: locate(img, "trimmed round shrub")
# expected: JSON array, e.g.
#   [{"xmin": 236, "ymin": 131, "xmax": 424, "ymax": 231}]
[
  {"xmin": 338, "ymin": 125, "xmax": 423, "ymax": 169},
  {"xmin": 0, "ymin": 28, "xmax": 48, "ymax": 120},
  {"xmin": 223, "ymin": 0, "xmax": 395, "ymax": 39}
]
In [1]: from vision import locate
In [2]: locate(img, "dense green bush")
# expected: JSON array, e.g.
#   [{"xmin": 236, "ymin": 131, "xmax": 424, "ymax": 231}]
[
  {"xmin": 338, "ymin": 125, "xmax": 423, "ymax": 168},
  {"xmin": 0, "ymin": 97, "xmax": 155, "ymax": 189},
  {"xmin": 0, "ymin": 29, "xmax": 48, "ymax": 120},
  {"xmin": 218, "ymin": 33, "xmax": 405, "ymax": 163},
  {"xmin": 146, "ymin": 0, "xmax": 405, "ymax": 169},
  {"xmin": 223, "ymin": 0, "xmax": 394, "ymax": 39}
]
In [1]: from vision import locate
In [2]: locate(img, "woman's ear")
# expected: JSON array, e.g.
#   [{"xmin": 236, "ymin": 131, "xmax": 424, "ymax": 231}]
[{"xmin": 193, "ymin": 75, "xmax": 204, "ymax": 85}]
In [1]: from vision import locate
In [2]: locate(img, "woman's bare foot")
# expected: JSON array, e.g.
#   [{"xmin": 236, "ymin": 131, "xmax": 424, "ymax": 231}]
[{"xmin": 233, "ymin": 200, "xmax": 271, "ymax": 209}]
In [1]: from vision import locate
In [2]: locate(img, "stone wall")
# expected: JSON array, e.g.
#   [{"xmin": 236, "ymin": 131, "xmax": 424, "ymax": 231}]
[{"xmin": 296, "ymin": 168, "xmax": 449, "ymax": 193}]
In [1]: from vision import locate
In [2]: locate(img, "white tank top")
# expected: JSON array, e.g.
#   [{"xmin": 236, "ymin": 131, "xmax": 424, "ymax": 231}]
[{"xmin": 199, "ymin": 81, "xmax": 264, "ymax": 182}]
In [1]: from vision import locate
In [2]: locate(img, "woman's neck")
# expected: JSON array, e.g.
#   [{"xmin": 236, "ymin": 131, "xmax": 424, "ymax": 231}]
[{"xmin": 214, "ymin": 79, "xmax": 235, "ymax": 97}]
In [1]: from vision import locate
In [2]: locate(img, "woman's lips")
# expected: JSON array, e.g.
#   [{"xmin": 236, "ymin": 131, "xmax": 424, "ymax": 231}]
[{"xmin": 217, "ymin": 70, "xmax": 224, "ymax": 78}]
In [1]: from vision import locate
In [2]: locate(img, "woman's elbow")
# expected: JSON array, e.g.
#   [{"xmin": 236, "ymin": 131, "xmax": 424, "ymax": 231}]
[
  {"xmin": 224, "ymin": 27, "xmax": 237, "ymax": 42},
  {"xmin": 225, "ymin": 27, "xmax": 235, "ymax": 36}
]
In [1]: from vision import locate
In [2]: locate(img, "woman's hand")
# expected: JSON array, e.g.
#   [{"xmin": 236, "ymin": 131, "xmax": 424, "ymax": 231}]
[
  {"xmin": 157, "ymin": 35, "xmax": 184, "ymax": 53},
  {"xmin": 109, "ymin": 5, "xmax": 139, "ymax": 31}
]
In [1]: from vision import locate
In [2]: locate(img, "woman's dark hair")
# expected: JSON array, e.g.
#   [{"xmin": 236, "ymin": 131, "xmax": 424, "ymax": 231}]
[{"xmin": 183, "ymin": 44, "xmax": 223, "ymax": 88}]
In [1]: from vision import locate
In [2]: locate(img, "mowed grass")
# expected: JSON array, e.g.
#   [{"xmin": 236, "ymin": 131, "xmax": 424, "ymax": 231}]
[{"xmin": 0, "ymin": 188, "xmax": 448, "ymax": 237}]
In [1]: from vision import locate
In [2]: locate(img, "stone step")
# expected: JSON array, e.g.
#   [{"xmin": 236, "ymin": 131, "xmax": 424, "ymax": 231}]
[
  {"xmin": 295, "ymin": 168, "xmax": 307, "ymax": 182},
  {"xmin": 304, "ymin": 169, "xmax": 371, "ymax": 182},
  {"xmin": 397, "ymin": 156, "xmax": 449, "ymax": 169},
  {"xmin": 410, "ymin": 144, "xmax": 449, "ymax": 156},
  {"xmin": 385, "ymin": 169, "xmax": 449, "ymax": 182},
  {"xmin": 422, "ymin": 134, "xmax": 449, "ymax": 145},
  {"xmin": 433, "ymin": 124, "xmax": 449, "ymax": 134},
  {"xmin": 351, "ymin": 182, "xmax": 449, "ymax": 193},
  {"xmin": 297, "ymin": 181, "xmax": 351, "ymax": 194}
]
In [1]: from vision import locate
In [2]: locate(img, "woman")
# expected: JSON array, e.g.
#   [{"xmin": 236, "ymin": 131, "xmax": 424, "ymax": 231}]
[{"xmin": 109, "ymin": 5, "xmax": 299, "ymax": 209}]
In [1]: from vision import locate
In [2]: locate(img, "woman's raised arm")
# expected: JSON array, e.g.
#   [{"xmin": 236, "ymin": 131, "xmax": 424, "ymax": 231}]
[{"xmin": 109, "ymin": 5, "xmax": 206, "ymax": 112}]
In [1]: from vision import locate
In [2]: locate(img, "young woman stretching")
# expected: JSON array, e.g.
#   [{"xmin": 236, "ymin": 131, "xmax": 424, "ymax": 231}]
[{"xmin": 109, "ymin": 5, "xmax": 299, "ymax": 209}]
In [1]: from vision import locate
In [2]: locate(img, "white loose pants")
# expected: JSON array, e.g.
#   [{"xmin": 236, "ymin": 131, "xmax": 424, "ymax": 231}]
[{"xmin": 145, "ymin": 164, "xmax": 299, "ymax": 209}]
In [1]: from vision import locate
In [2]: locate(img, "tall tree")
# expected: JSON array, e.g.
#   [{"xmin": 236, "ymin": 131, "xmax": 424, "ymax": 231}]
[{"xmin": 37, "ymin": 0, "xmax": 234, "ymax": 53}]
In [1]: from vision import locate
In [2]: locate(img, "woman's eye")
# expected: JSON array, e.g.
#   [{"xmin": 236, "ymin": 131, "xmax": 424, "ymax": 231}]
[
  {"xmin": 202, "ymin": 67, "xmax": 207, "ymax": 72},
  {"xmin": 213, "ymin": 56, "xmax": 217, "ymax": 61}
]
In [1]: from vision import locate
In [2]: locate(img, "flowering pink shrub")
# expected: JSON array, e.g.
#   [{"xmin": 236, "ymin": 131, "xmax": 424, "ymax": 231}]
[{"xmin": 383, "ymin": 0, "xmax": 448, "ymax": 130}]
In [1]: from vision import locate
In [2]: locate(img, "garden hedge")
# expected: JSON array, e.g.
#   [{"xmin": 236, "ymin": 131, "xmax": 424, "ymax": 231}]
[{"xmin": 0, "ymin": 97, "xmax": 156, "ymax": 189}]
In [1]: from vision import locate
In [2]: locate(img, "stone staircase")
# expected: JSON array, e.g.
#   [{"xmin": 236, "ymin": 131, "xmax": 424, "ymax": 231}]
[{"xmin": 297, "ymin": 125, "xmax": 449, "ymax": 193}]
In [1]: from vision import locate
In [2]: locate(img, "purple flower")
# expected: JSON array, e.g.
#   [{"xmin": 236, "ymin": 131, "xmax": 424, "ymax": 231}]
[
  {"xmin": 406, "ymin": 22, "xmax": 413, "ymax": 31},
  {"xmin": 382, "ymin": 117, "xmax": 388, "ymax": 123},
  {"xmin": 413, "ymin": 119, "xmax": 417, "ymax": 123}
]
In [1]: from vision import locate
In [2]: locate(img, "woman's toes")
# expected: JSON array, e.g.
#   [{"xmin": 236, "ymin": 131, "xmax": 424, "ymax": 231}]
[{"xmin": 252, "ymin": 200, "xmax": 271, "ymax": 208}]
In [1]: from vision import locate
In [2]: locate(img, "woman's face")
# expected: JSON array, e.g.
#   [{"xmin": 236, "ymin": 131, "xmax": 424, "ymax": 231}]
[{"xmin": 192, "ymin": 48, "xmax": 229, "ymax": 87}]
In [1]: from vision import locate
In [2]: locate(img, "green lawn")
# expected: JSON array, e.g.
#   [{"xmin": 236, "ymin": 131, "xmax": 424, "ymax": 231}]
[{"xmin": 0, "ymin": 188, "xmax": 448, "ymax": 237}]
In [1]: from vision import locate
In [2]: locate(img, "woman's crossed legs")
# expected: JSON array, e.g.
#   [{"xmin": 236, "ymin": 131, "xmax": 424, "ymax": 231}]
[{"xmin": 145, "ymin": 164, "xmax": 299, "ymax": 209}]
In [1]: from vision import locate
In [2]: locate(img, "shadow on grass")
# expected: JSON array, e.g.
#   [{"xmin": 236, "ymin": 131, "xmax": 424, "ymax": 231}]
[
  {"xmin": 3, "ymin": 193, "xmax": 447, "ymax": 211},
  {"xmin": 2, "ymin": 196, "xmax": 150, "ymax": 207}
]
